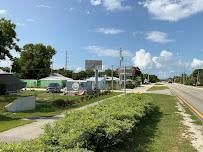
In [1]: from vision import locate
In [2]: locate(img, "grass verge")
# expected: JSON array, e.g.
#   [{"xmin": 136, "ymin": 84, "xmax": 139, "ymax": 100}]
[
  {"xmin": 148, "ymin": 86, "xmax": 169, "ymax": 91},
  {"xmin": 111, "ymin": 94, "xmax": 196, "ymax": 152}
]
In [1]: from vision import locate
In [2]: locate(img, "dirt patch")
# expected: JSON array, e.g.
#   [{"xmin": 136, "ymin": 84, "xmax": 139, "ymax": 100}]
[{"xmin": 176, "ymin": 102, "xmax": 203, "ymax": 152}]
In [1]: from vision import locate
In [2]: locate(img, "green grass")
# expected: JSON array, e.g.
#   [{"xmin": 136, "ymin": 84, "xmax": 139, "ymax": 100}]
[
  {"xmin": 111, "ymin": 94, "xmax": 196, "ymax": 152},
  {"xmin": 0, "ymin": 91, "xmax": 120, "ymax": 132},
  {"xmin": 184, "ymin": 106, "xmax": 202, "ymax": 125},
  {"xmin": 155, "ymin": 83, "xmax": 164, "ymax": 85},
  {"xmin": 148, "ymin": 85, "xmax": 169, "ymax": 91},
  {"xmin": 0, "ymin": 115, "xmax": 33, "ymax": 132}
]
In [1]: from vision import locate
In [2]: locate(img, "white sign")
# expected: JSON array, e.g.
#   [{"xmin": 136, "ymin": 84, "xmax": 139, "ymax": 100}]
[
  {"xmin": 72, "ymin": 82, "xmax": 79, "ymax": 91},
  {"xmin": 85, "ymin": 60, "xmax": 102, "ymax": 70}
]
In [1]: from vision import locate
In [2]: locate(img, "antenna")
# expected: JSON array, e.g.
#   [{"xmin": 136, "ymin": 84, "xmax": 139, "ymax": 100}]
[{"xmin": 65, "ymin": 51, "xmax": 68, "ymax": 71}]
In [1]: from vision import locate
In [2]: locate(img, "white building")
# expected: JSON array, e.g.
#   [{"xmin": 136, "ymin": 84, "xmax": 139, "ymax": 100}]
[{"xmin": 86, "ymin": 77, "xmax": 106, "ymax": 90}]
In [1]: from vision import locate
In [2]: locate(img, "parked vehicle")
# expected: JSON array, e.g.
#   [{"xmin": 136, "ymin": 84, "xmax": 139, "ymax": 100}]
[
  {"xmin": 47, "ymin": 83, "xmax": 61, "ymax": 93},
  {"xmin": 168, "ymin": 80, "xmax": 173, "ymax": 83}
]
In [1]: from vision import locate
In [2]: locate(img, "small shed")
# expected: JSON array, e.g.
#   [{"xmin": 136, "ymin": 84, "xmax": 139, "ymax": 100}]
[
  {"xmin": 0, "ymin": 70, "xmax": 26, "ymax": 94},
  {"xmin": 105, "ymin": 77, "xmax": 120, "ymax": 90},
  {"xmin": 86, "ymin": 77, "xmax": 106, "ymax": 90}
]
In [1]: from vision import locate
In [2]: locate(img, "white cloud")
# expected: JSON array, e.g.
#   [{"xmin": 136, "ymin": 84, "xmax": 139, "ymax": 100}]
[
  {"xmin": 90, "ymin": 0, "xmax": 131, "ymax": 11},
  {"xmin": 146, "ymin": 31, "xmax": 173, "ymax": 43},
  {"xmin": 0, "ymin": 59, "xmax": 11, "ymax": 67},
  {"xmin": 140, "ymin": 0, "xmax": 203, "ymax": 22},
  {"xmin": 36, "ymin": 4, "xmax": 51, "ymax": 9},
  {"xmin": 160, "ymin": 50, "xmax": 173, "ymax": 58},
  {"xmin": 96, "ymin": 27, "xmax": 124, "ymax": 35},
  {"xmin": 26, "ymin": 19, "xmax": 36, "ymax": 22},
  {"xmin": 74, "ymin": 67, "xmax": 83, "ymax": 72},
  {"xmin": 191, "ymin": 58, "xmax": 203, "ymax": 68},
  {"xmin": 90, "ymin": 0, "xmax": 102, "ymax": 6},
  {"xmin": 132, "ymin": 49, "xmax": 190, "ymax": 78},
  {"xmin": 0, "ymin": 9, "xmax": 7, "ymax": 15},
  {"xmin": 86, "ymin": 45, "xmax": 132, "ymax": 57},
  {"xmin": 16, "ymin": 22, "xmax": 25, "ymax": 27},
  {"xmin": 132, "ymin": 49, "xmax": 152, "ymax": 69}
]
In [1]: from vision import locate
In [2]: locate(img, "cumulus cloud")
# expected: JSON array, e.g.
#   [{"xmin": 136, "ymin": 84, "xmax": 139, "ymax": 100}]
[
  {"xmin": 132, "ymin": 49, "xmax": 189, "ymax": 78},
  {"xmin": 160, "ymin": 50, "xmax": 173, "ymax": 58},
  {"xmin": 132, "ymin": 49, "xmax": 152, "ymax": 69},
  {"xmin": 86, "ymin": 45, "xmax": 132, "ymax": 57},
  {"xmin": 146, "ymin": 31, "xmax": 173, "ymax": 43},
  {"xmin": 152, "ymin": 50, "xmax": 173, "ymax": 68},
  {"xmin": 191, "ymin": 58, "xmax": 203, "ymax": 68},
  {"xmin": 90, "ymin": 0, "xmax": 131, "ymax": 11},
  {"xmin": 96, "ymin": 27, "xmax": 124, "ymax": 35},
  {"xmin": 140, "ymin": 0, "xmax": 203, "ymax": 22}
]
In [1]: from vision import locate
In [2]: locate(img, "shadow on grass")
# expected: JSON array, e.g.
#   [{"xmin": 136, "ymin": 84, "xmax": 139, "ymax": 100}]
[
  {"xmin": 109, "ymin": 105, "xmax": 163, "ymax": 152},
  {"xmin": 0, "ymin": 114, "xmax": 20, "ymax": 121}
]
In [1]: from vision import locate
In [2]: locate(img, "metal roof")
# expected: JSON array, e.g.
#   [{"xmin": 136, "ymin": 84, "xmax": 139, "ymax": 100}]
[{"xmin": 40, "ymin": 73, "xmax": 73, "ymax": 81}]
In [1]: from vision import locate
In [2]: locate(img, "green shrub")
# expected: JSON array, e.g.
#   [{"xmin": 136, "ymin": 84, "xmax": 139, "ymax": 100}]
[
  {"xmin": 0, "ymin": 94, "xmax": 152, "ymax": 151},
  {"xmin": 42, "ymin": 94, "xmax": 152, "ymax": 151},
  {"xmin": 0, "ymin": 83, "xmax": 6, "ymax": 95},
  {"xmin": 52, "ymin": 99, "xmax": 77, "ymax": 108}
]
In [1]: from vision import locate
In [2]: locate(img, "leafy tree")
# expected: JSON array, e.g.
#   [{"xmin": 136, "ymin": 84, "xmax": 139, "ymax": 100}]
[
  {"xmin": 0, "ymin": 18, "xmax": 20, "ymax": 60},
  {"xmin": 0, "ymin": 67, "xmax": 10, "ymax": 72},
  {"xmin": 191, "ymin": 69, "xmax": 203, "ymax": 85},
  {"xmin": 85, "ymin": 69, "xmax": 94, "ymax": 78},
  {"xmin": 142, "ymin": 73, "xmax": 159, "ymax": 83},
  {"xmin": 99, "ymin": 69, "xmax": 118, "ymax": 77},
  {"xmin": 12, "ymin": 43, "xmax": 56, "ymax": 79}
]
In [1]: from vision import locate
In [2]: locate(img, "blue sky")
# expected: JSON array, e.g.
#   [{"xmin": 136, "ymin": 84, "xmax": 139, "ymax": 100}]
[{"xmin": 0, "ymin": 0, "xmax": 203, "ymax": 78}]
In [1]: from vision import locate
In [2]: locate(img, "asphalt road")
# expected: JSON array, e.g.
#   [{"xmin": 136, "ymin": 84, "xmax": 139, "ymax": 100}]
[{"xmin": 168, "ymin": 83, "xmax": 203, "ymax": 120}]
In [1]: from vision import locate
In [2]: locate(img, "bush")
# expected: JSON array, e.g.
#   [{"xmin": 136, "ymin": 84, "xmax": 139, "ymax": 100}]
[
  {"xmin": 0, "ymin": 94, "xmax": 152, "ymax": 151},
  {"xmin": 42, "ymin": 94, "xmax": 152, "ymax": 151},
  {"xmin": 0, "ymin": 83, "xmax": 6, "ymax": 95},
  {"xmin": 126, "ymin": 83, "xmax": 135, "ymax": 89},
  {"xmin": 52, "ymin": 99, "xmax": 77, "ymax": 108}
]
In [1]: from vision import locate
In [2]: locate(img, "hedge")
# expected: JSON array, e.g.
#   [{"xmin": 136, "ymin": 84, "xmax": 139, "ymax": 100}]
[{"xmin": 0, "ymin": 94, "xmax": 152, "ymax": 152}]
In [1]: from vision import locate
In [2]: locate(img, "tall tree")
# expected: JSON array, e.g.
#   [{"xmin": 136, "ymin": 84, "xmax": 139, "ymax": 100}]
[
  {"xmin": 0, "ymin": 18, "xmax": 20, "ymax": 60},
  {"xmin": 13, "ymin": 43, "xmax": 56, "ymax": 79}
]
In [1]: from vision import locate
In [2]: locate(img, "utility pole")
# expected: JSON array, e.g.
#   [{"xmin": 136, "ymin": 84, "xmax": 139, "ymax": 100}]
[
  {"xmin": 124, "ymin": 66, "xmax": 126, "ymax": 95},
  {"xmin": 148, "ymin": 74, "xmax": 150, "ymax": 83},
  {"xmin": 197, "ymin": 70, "xmax": 200, "ymax": 86},
  {"xmin": 119, "ymin": 48, "xmax": 123, "ymax": 88},
  {"xmin": 65, "ymin": 51, "xmax": 68, "ymax": 71}
]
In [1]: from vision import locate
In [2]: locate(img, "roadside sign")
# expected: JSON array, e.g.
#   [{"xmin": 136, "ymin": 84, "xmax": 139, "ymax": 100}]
[{"xmin": 85, "ymin": 60, "xmax": 102, "ymax": 70}]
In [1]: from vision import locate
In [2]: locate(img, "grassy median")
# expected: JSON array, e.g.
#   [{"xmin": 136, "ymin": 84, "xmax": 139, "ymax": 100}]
[{"xmin": 148, "ymin": 85, "xmax": 169, "ymax": 91}]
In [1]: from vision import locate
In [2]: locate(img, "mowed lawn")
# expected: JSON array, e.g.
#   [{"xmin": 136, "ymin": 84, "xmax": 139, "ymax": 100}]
[
  {"xmin": 112, "ymin": 94, "xmax": 196, "ymax": 152},
  {"xmin": 148, "ymin": 85, "xmax": 169, "ymax": 91},
  {"xmin": 0, "ymin": 91, "xmax": 120, "ymax": 132}
]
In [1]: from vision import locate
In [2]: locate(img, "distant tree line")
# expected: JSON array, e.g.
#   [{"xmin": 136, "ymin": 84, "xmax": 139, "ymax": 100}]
[{"xmin": 172, "ymin": 69, "xmax": 203, "ymax": 86}]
